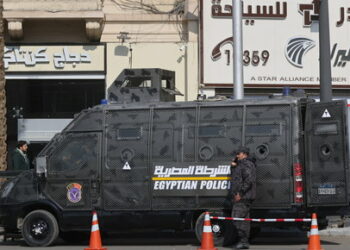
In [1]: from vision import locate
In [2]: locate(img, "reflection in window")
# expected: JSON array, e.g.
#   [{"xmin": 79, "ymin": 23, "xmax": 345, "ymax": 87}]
[
  {"xmin": 120, "ymin": 78, "xmax": 152, "ymax": 88},
  {"xmin": 117, "ymin": 127, "xmax": 142, "ymax": 140},
  {"xmin": 50, "ymin": 134, "xmax": 98, "ymax": 172},
  {"xmin": 246, "ymin": 124, "xmax": 280, "ymax": 136}
]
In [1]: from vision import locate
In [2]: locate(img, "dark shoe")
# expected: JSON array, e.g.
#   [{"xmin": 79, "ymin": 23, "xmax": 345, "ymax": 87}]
[{"xmin": 233, "ymin": 242, "xmax": 250, "ymax": 249}]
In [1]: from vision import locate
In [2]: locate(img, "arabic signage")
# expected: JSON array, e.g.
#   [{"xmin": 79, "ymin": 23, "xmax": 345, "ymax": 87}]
[
  {"xmin": 201, "ymin": 0, "xmax": 350, "ymax": 87},
  {"xmin": 152, "ymin": 163, "xmax": 231, "ymax": 196},
  {"xmin": 4, "ymin": 45, "xmax": 105, "ymax": 72}
]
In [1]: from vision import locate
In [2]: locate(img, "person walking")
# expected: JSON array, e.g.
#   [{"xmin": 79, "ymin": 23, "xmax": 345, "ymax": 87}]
[
  {"xmin": 230, "ymin": 146, "xmax": 256, "ymax": 249},
  {"xmin": 12, "ymin": 141, "xmax": 30, "ymax": 171}
]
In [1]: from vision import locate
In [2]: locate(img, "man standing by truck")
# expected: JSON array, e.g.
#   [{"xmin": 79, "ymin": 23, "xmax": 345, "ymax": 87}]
[
  {"xmin": 230, "ymin": 146, "xmax": 256, "ymax": 249},
  {"xmin": 11, "ymin": 140, "xmax": 30, "ymax": 171}
]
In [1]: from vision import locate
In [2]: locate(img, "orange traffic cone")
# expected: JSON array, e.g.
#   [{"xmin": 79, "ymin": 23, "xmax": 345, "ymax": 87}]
[
  {"xmin": 307, "ymin": 213, "xmax": 323, "ymax": 250},
  {"xmin": 198, "ymin": 212, "xmax": 218, "ymax": 250},
  {"xmin": 85, "ymin": 211, "xmax": 107, "ymax": 250}
]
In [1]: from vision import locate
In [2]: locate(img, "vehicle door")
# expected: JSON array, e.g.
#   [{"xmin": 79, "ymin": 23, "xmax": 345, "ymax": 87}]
[
  {"xmin": 44, "ymin": 132, "xmax": 102, "ymax": 210},
  {"xmin": 305, "ymin": 100, "xmax": 349, "ymax": 206},
  {"xmin": 103, "ymin": 109, "xmax": 151, "ymax": 210},
  {"xmin": 245, "ymin": 104, "xmax": 292, "ymax": 208}
]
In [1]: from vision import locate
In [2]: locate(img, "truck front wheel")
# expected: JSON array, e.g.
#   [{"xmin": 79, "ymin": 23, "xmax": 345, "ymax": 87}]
[
  {"xmin": 195, "ymin": 212, "xmax": 236, "ymax": 246},
  {"xmin": 22, "ymin": 210, "xmax": 59, "ymax": 247}
]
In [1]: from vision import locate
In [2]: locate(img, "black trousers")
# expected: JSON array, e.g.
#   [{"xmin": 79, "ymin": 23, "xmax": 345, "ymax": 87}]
[{"xmin": 231, "ymin": 201, "xmax": 251, "ymax": 243}]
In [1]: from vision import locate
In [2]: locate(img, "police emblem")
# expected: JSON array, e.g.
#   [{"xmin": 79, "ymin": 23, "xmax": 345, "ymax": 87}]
[{"xmin": 66, "ymin": 183, "xmax": 82, "ymax": 203}]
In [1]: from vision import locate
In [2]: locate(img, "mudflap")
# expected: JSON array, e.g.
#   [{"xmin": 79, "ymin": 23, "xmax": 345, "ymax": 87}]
[{"xmin": 304, "ymin": 100, "xmax": 349, "ymax": 207}]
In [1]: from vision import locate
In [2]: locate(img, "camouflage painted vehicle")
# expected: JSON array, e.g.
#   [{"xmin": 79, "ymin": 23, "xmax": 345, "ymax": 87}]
[{"xmin": 0, "ymin": 69, "xmax": 349, "ymax": 246}]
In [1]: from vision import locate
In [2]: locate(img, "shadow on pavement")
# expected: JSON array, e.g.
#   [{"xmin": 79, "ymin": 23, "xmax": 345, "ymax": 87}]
[
  {"xmin": 0, "ymin": 231, "xmax": 199, "ymax": 247},
  {"xmin": 0, "ymin": 229, "xmax": 343, "ymax": 248}
]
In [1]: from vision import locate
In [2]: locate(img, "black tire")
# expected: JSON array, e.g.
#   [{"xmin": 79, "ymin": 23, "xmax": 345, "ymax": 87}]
[
  {"xmin": 195, "ymin": 212, "xmax": 236, "ymax": 247},
  {"xmin": 22, "ymin": 210, "xmax": 59, "ymax": 247}
]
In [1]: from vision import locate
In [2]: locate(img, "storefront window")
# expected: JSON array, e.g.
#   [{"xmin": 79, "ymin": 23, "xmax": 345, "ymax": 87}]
[{"xmin": 6, "ymin": 79, "xmax": 105, "ymax": 118}]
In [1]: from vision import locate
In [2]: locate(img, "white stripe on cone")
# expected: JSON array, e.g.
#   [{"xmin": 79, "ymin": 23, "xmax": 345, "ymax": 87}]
[
  {"xmin": 310, "ymin": 228, "xmax": 319, "ymax": 235},
  {"xmin": 91, "ymin": 212, "xmax": 100, "ymax": 232},
  {"xmin": 203, "ymin": 213, "xmax": 213, "ymax": 233},
  {"xmin": 92, "ymin": 224, "xmax": 99, "ymax": 232},
  {"xmin": 311, "ymin": 219, "xmax": 317, "ymax": 226},
  {"xmin": 92, "ymin": 213, "xmax": 98, "ymax": 222},
  {"xmin": 203, "ymin": 225, "xmax": 212, "ymax": 233}
]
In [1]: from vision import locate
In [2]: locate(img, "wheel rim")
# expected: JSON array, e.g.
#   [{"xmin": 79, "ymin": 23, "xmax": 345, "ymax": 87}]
[
  {"xmin": 29, "ymin": 218, "xmax": 50, "ymax": 241},
  {"xmin": 211, "ymin": 221, "xmax": 224, "ymax": 238}
]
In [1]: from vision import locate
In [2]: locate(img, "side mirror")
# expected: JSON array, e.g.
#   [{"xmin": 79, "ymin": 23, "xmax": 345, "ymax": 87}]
[{"xmin": 35, "ymin": 156, "xmax": 47, "ymax": 177}]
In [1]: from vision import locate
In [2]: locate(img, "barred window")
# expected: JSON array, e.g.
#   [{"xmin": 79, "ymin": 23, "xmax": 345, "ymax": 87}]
[
  {"xmin": 314, "ymin": 123, "xmax": 338, "ymax": 135},
  {"xmin": 117, "ymin": 127, "xmax": 142, "ymax": 140},
  {"xmin": 189, "ymin": 125, "xmax": 226, "ymax": 138},
  {"xmin": 246, "ymin": 124, "xmax": 281, "ymax": 136},
  {"xmin": 50, "ymin": 133, "xmax": 98, "ymax": 172}
]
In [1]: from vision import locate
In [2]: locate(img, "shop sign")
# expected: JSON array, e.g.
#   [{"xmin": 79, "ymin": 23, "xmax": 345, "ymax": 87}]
[
  {"xmin": 4, "ymin": 45, "xmax": 105, "ymax": 72},
  {"xmin": 201, "ymin": 0, "xmax": 350, "ymax": 87}
]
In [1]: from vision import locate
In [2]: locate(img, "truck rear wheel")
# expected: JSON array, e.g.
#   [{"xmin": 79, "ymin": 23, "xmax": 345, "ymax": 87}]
[
  {"xmin": 22, "ymin": 210, "xmax": 59, "ymax": 247},
  {"xmin": 195, "ymin": 212, "xmax": 236, "ymax": 246}
]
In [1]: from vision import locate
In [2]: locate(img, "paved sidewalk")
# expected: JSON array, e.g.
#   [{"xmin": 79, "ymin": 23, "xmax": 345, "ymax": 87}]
[{"xmin": 319, "ymin": 227, "xmax": 350, "ymax": 236}]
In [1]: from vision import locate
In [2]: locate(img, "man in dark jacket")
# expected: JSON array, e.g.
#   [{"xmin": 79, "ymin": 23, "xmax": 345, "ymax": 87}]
[
  {"xmin": 231, "ymin": 146, "xmax": 256, "ymax": 249},
  {"xmin": 12, "ymin": 141, "xmax": 30, "ymax": 171}
]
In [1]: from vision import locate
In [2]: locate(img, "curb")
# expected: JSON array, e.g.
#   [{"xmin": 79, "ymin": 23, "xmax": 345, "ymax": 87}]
[{"xmin": 319, "ymin": 227, "xmax": 350, "ymax": 236}]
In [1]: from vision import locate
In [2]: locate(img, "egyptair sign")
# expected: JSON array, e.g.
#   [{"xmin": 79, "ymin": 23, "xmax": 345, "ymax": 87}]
[{"xmin": 201, "ymin": 0, "xmax": 350, "ymax": 87}]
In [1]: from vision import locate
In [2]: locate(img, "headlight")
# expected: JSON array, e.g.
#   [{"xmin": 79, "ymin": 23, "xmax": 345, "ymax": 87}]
[{"xmin": 1, "ymin": 181, "xmax": 14, "ymax": 198}]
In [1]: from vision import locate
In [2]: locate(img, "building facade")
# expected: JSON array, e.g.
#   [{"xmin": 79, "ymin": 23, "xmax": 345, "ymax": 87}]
[
  {"xmin": 3, "ymin": 0, "xmax": 350, "ymax": 168},
  {"xmin": 2, "ymin": 0, "xmax": 199, "ymax": 168},
  {"xmin": 201, "ymin": 0, "xmax": 350, "ymax": 98}
]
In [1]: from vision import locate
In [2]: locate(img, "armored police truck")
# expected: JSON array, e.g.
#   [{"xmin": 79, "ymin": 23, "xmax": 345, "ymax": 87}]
[{"xmin": 0, "ymin": 68, "xmax": 349, "ymax": 246}]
